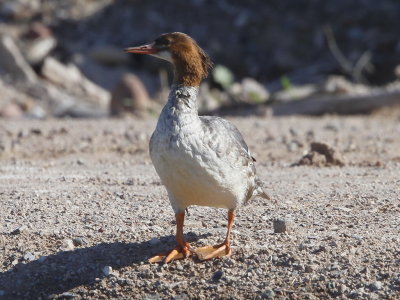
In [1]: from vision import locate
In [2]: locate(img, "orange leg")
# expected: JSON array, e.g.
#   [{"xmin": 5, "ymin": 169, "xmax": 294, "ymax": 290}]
[
  {"xmin": 149, "ymin": 212, "xmax": 193, "ymax": 263},
  {"xmin": 195, "ymin": 209, "xmax": 235, "ymax": 261}
]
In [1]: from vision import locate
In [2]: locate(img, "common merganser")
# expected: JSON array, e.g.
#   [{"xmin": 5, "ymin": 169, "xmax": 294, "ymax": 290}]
[{"xmin": 125, "ymin": 32, "xmax": 270, "ymax": 263}]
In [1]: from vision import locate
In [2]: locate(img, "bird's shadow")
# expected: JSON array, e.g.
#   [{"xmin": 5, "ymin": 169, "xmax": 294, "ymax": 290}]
[{"xmin": 0, "ymin": 232, "xmax": 209, "ymax": 299}]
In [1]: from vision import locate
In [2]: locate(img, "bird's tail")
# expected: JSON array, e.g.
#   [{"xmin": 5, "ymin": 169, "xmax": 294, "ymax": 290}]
[
  {"xmin": 257, "ymin": 188, "xmax": 271, "ymax": 200},
  {"xmin": 255, "ymin": 178, "xmax": 272, "ymax": 201}
]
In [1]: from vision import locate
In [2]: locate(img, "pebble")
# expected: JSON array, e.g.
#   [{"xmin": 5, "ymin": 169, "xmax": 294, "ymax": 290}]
[
  {"xmin": 339, "ymin": 284, "xmax": 348, "ymax": 294},
  {"xmin": 212, "ymin": 270, "xmax": 224, "ymax": 282},
  {"xmin": 273, "ymin": 217, "xmax": 295, "ymax": 233},
  {"xmin": 60, "ymin": 239, "xmax": 75, "ymax": 251},
  {"xmin": 0, "ymin": 290, "xmax": 5, "ymax": 296},
  {"xmin": 60, "ymin": 292, "xmax": 78, "ymax": 298},
  {"xmin": 23, "ymin": 252, "xmax": 35, "ymax": 262},
  {"xmin": 72, "ymin": 237, "xmax": 85, "ymax": 247},
  {"xmin": 148, "ymin": 237, "xmax": 160, "ymax": 245},
  {"xmin": 102, "ymin": 265, "xmax": 112, "ymax": 276},
  {"xmin": 370, "ymin": 281, "xmax": 382, "ymax": 291},
  {"xmin": 38, "ymin": 256, "xmax": 47, "ymax": 263},
  {"xmin": 262, "ymin": 289, "xmax": 275, "ymax": 299},
  {"xmin": 304, "ymin": 264, "xmax": 314, "ymax": 273},
  {"xmin": 11, "ymin": 225, "xmax": 28, "ymax": 235}
]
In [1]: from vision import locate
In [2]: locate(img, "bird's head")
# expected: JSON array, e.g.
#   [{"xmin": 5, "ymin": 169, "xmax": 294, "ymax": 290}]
[{"xmin": 125, "ymin": 32, "xmax": 213, "ymax": 87}]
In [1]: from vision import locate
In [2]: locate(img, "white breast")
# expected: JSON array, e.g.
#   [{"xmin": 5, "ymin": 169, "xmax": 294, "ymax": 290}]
[{"xmin": 150, "ymin": 125, "xmax": 248, "ymax": 213}]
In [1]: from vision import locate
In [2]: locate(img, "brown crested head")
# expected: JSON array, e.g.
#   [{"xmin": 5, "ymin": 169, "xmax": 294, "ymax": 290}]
[{"xmin": 125, "ymin": 32, "xmax": 213, "ymax": 86}]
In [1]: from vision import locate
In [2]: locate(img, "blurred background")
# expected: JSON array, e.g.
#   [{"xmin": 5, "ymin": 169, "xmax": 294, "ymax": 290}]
[{"xmin": 0, "ymin": 0, "xmax": 400, "ymax": 118}]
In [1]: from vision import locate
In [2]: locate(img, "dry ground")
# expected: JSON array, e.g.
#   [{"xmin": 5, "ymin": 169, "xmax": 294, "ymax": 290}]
[{"xmin": 0, "ymin": 112, "xmax": 399, "ymax": 299}]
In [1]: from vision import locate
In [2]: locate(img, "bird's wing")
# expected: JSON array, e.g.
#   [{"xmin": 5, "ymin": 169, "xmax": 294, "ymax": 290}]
[
  {"xmin": 200, "ymin": 116, "xmax": 252, "ymax": 160},
  {"xmin": 199, "ymin": 116, "xmax": 270, "ymax": 202}
]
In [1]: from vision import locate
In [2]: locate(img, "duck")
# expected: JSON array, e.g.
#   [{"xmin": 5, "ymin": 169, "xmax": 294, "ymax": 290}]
[{"xmin": 125, "ymin": 32, "xmax": 270, "ymax": 263}]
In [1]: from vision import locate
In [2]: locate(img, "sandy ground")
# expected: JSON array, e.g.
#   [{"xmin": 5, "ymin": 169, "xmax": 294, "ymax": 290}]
[{"xmin": 0, "ymin": 113, "xmax": 399, "ymax": 299}]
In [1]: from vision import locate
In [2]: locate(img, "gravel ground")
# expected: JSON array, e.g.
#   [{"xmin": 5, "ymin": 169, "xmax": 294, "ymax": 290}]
[{"xmin": 0, "ymin": 113, "xmax": 399, "ymax": 299}]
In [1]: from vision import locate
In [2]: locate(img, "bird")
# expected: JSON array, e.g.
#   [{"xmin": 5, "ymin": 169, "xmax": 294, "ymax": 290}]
[{"xmin": 125, "ymin": 32, "xmax": 270, "ymax": 263}]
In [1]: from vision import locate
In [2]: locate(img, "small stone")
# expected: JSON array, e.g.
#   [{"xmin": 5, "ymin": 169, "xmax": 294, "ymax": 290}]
[
  {"xmin": 23, "ymin": 252, "xmax": 35, "ymax": 262},
  {"xmin": 370, "ymin": 281, "xmax": 382, "ymax": 291},
  {"xmin": 339, "ymin": 284, "xmax": 348, "ymax": 294},
  {"xmin": 72, "ymin": 237, "xmax": 85, "ymax": 247},
  {"xmin": 273, "ymin": 216, "xmax": 295, "ymax": 233},
  {"xmin": 148, "ymin": 237, "xmax": 160, "ymax": 246},
  {"xmin": 11, "ymin": 225, "xmax": 28, "ymax": 235},
  {"xmin": 212, "ymin": 270, "xmax": 224, "ymax": 282},
  {"xmin": 60, "ymin": 239, "xmax": 75, "ymax": 251},
  {"xmin": 0, "ymin": 290, "xmax": 5, "ymax": 296},
  {"xmin": 125, "ymin": 278, "xmax": 134, "ymax": 286},
  {"xmin": 102, "ymin": 265, "xmax": 112, "ymax": 276},
  {"xmin": 61, "ymin": 292, "xmax": 78, "ymax": 298},
  {"xmin": 304, "ymin": 264, "xmax": 314, "ymax": 273},
  {"xmin": 262, "ymin": 289, "xmax": 275, "ymax": 299},
  {"xmin": 38, "ymin": 256, "xmax": 47, "ymax": 263},
  {"xmin": 30, "ymin": 128, "xmax": 42, "ymax": 135}
]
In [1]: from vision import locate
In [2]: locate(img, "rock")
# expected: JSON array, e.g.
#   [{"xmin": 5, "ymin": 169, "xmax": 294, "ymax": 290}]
[
  {"xmin": 0, "ymin": 35, "xmax": 37, "ymax": 83},
  {"xmin": 262, "ymin": 289, "xmax": 275, "ymax": 299},
  {"xmin": 23, "ymin": 252, "xmax": 35, "ymax": 262},
  {"xmin": 273, "ymin": 84, "xmax": 317, "ymax": 102},
  {"xmin": 0, "ymin": 103, "xmax": 24, "ymax": 118},
  {"xmin": 321, "ymin": 76, "xmax": 369, "ymax": 95},
  {"xmin": 38, "ymin": 256, "xmax": 47, "ymax": 263},
  {"xmin": 102, "ymin": 265, "xmax": 112, "ymax": 276},
  {"xmin": 26, "ymin": 105, "xmax": 46, "ymax": 119},
  {"xmin": 292, "ymin": 142, "xmax": 345, "ymax": 167},
  {"xmin": 11, "ymin": 225, "xmax": 28, "ymax": 235},
  {"xmin": 89, "ymin": 46, "xmax": 130, "ymax": 66},
  {"xmin": 148, "ymin": 237, "xmax": 160, "ymax": 246},
  {"xmin": 0, "ymin": 0, "xmax": 40, "ymax": 20},
  {"xmin": 60, "ymin": 292, "xmax": 78, "ymax": 298},
  {"xmin": 72, "ymin": 237, "xmax": 85, "ymax": 247},
  {"xmin": 212, "ymin": 65, "xmax": 234, "ymax": 88},
  {"xmin": 273, "ymin": 216, "xmax": 295, "ymax": 233},
  {"xmin": 28, "ymin": 81, "xmax": 107, "ymax": 118},
  {"xmin": 304, "ymin": 264, "xmax": 315, "ymax": 273},
  {"xmin": 25, "ymin": 37, "xmax": 57, "ymax": 64},
  {"xmin": 0, "ymin": 78, "xmax": 37, "ymax": 117},
  {"xmin": 60, "ymin": 239, "xmax": 75, "ymax": 251},
  {"xmin": 239, "ymin": 77, "xmax": 270, "ymax": 103},
  {"xmin": 338, "ymin": 284, "xmax": 348, "ymax": 294},
  {"xmin": 370, "ymin": 281, "xmax": 382, "ymax": 291},
  {"xmin": 41, "ymin": 57, "xmax": 110, "ymax": 109},
  {"xmin": 212, "ymin": 270, "xmax": 224, "ymax": 281},
  {"xmin": 0, "ymin": 290, "xmax": 5, "ymax": 296},
  {"xmin": 110, "ymin": 73, "xmax": 152, "ymax": 115}
]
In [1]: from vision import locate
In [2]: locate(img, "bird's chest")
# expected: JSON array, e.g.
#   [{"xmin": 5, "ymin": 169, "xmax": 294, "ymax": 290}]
[
  {"xmin": 150, "ymin": 119, "xmax": 207, "ymax": 178},
  {"xmin": 149, "ymin": 119, "xmax": 230, "ymax": 207}
]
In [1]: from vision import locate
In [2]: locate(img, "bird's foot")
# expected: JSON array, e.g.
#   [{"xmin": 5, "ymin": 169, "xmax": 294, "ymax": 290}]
[
  {"xmin": 194, "ymin": 243, "xmax": 231, "ymax": 261},
  {"xmin": 149, "ymin": 243, "xmax": 193, "ymax": 264}
]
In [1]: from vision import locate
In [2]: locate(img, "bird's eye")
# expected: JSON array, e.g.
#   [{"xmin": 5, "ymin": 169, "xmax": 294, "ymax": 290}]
[{"xmin": 155, "ymin": 38, "xmax": 170, "ymax": 50}]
